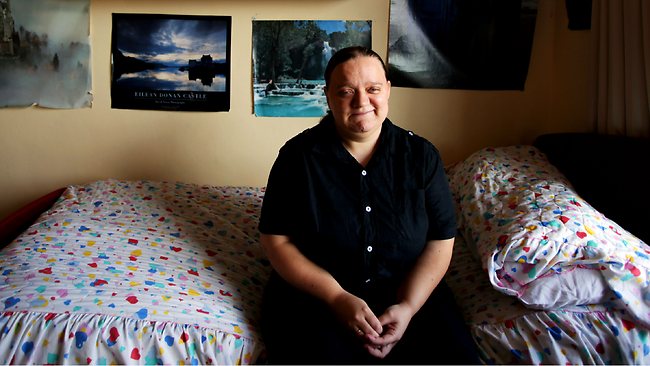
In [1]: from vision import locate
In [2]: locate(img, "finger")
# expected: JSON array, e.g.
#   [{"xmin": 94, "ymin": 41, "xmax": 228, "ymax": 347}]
[
  {"xmin": 377, "ymin": 312, "xmax": 398, "ymax": 329},
  {"xmin": 351, "ymin": 321, "xmax": 379, "ymax": 338},
  {"xmin": 378, "ymin": 343, "xmax": 394, "ymax": 357},
  {"xmin": 366, "ymin": 314, "xmax": 384, "ymax": 336},
  {"xmin": 366, "ymin": 335, "xmax": 390, "ymax": 347},
  {"xmin": 364, "ymin": 342, "xmax": 394, "ymax": 359},
  {"xmin": 359, "ymin": 309, "xmax": 382, "ymax": 337},
  {"xmin": 361, "ymin": 326, "xmax": 380, "ymax": 338},
  {"xmin": 372, "ymin": 328, "xmax": 399, "ymax": 344},
  {"xmin": 365, "ymin": 344, "xmax": 383, "ymax": 358}
]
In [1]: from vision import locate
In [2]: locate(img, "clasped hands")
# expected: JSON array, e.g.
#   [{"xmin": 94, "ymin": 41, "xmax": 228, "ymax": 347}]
[{"xmin": 330, "ymin": 292, "xmax": 414, "ymax": 359}]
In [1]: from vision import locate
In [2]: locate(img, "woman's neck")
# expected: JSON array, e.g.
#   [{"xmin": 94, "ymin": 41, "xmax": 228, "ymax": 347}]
[{"xmin": 341, "ymin": 133, "xmax": 380, "ymax": 167}]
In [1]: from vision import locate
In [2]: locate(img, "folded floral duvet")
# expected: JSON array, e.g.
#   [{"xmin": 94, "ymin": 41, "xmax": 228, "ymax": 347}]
[{"xmin": 447, "ymin": 145, "xmax": 650, "ymax": 328}]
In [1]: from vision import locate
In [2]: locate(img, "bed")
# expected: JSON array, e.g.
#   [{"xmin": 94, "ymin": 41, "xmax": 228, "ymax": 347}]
[
  {"xmin": 0, "ymin": 179, "xmax": 270, "ymax": 365},
  {"xmin": 445, "ymin": 133, "xmax": 650, "ymax": 364},
  {"xmin": 1, "ymin": 133, "xmax": 648, "ymax": 365}
]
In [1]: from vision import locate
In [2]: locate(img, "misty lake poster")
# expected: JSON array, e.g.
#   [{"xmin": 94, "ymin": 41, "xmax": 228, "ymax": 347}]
[
  {"xmin": 111, "ymin": 14, "xmax": 231, "ymax": 112},
  {"xmin": 0, "ymin": 0, "xmax": 91, "ymax": 109},
  {"xmin": 252, "ymin": 20, "xmax": 371, "ymax": 117}
]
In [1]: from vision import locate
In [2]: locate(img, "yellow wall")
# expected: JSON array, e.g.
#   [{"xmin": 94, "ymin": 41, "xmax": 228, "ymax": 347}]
[{"xmin": 0, "ymin": 0, "xmax": 592, "ymax": 221}]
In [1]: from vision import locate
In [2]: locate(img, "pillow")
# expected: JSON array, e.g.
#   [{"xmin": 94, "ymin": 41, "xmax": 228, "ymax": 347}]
[
  {"xmin": 458, "ymin": 225, "xmax": 612, "ymax": 310},
  {"xmin": 447, "ymin": 145, "xmax": 649, "ymax": 312},
  {"xmin": 519, "ymin": 266, "xmax": 610, "ymax": 309}
]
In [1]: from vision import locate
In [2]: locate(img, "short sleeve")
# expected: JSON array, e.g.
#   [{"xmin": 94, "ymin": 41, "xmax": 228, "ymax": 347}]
[
  {"xmin": 424, "ymin": 144, "xmax": 457, "ymax": 241},
  {"xmin": 258, "ymin": 143, "xmax": 305, "ymax": 236}
]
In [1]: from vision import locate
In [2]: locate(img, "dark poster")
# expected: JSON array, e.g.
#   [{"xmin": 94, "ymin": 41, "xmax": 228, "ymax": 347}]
[
  {"xmin": 388, "ymin": 0, "xmax": 538, "ymax": 90},
  {"xmin": 111, "ymin": 13, "xmax": 231, "ymax": 111}
]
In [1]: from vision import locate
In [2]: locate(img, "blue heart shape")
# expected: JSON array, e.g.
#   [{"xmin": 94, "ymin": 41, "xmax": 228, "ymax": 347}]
[{"xmin": 4, "ymin": 297, "xmax": 20, "ymax": 310}]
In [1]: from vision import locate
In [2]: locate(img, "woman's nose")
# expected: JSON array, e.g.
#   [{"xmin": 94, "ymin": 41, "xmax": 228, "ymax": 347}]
[{"xmin": 352, "ymin": 90, "xmax": 369, "ymax": 107}]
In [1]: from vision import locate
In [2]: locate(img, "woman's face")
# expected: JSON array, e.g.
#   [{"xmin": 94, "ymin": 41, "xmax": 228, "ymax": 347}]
[{"xmin": 325, "ymin": 56, "xmax": 391, "ymax": 142}]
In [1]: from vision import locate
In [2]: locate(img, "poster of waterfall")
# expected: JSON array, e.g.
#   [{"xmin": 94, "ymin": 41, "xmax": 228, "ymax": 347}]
[
  {"xmin": 111, "ymin": 13, "xmax": 231, "ymax": 112},
  {"xmin": 0, "ymin": 0, "xmax": 91, "ymax": 109},
  {"xmin": 252, "ymin": 20, "xmax": 371, "ymax": 117},
  {"xmin": 388, "ymin": 0, "xmax": 538, "ymax": 90}
]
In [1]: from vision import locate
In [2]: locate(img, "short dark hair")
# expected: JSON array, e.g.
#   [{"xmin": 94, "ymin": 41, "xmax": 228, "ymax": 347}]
[{"xmin": 324, "ymin": 46, "xmax": 388, "ymax": 88}]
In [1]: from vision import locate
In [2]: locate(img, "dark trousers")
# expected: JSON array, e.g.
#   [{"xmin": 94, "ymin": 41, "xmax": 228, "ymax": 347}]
[{"xmin": 261, "ymin": 275, "xmax": 480, "ymax": 365}]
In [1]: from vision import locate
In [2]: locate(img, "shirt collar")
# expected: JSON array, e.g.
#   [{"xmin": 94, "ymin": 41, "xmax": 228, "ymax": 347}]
[{"xmin": 311, "ymin": 114, "xmax": 395, "ymax": 164}]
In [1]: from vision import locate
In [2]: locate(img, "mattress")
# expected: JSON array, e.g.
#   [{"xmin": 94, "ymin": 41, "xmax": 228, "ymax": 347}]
[{"xmin": 0, "ymin": 179, "xmax": 271, "ymax": 365}]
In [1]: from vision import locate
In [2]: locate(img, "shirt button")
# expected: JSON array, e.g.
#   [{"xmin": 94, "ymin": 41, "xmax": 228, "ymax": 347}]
[
  {"xmin": 365, "ymin": 206, "xmax": 371, "ymax": 212},
  {"xmin": 367, "ymin": 245, "xmax": 373, "ymax": 252},
  {"xmin": 361, "ymin": 170, "xmax": 367, "ymax": 176}
]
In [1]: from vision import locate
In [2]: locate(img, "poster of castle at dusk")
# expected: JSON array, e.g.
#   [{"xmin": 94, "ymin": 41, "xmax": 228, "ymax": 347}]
[{"xmin": 111, "ymin": 13, "xmax": 231, "ymax": 112}]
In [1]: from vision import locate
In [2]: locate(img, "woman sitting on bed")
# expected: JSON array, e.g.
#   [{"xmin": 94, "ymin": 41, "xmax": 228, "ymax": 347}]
[{"xmin": 258, "ymin": 46, "xmax": 478, "ymax": 364}]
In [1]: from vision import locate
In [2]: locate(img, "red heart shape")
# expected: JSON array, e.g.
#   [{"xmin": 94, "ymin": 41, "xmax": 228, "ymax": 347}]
[
  {"xmin": 109, "ymin": 327, "xmax": 120, "ymax": 342},
  {"xmin": 130, "ymin": 348, "xmax": 141, "ymax": 360},
  {"xmin": 181, "ymin": 332, "xmax": 190, "ymax": 342},
  {"xmin": 622, "ymin": 319, "xmax": 636, "ymax": 331}
]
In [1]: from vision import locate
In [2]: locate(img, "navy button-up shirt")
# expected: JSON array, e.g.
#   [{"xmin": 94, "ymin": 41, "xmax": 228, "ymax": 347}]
[{"xmin": 259, "ymin": 116, "xmax": 456, "ymax": 305}]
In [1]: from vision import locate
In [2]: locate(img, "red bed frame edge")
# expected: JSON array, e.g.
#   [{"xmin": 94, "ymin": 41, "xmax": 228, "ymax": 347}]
[{"xmin": 0, "ymin": 187, "xmax": 66, "ymax": 247}]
